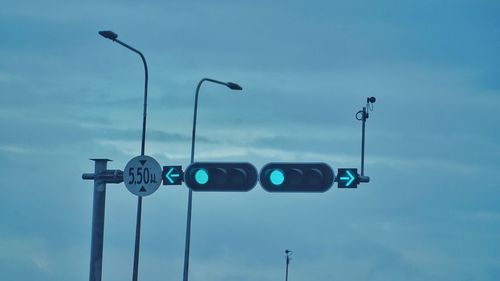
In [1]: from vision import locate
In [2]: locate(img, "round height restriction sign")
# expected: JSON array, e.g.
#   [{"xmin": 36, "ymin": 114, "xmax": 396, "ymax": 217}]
[{"xmin": 123, "ymin": 155, "xmax": 162, "ymax": 196}]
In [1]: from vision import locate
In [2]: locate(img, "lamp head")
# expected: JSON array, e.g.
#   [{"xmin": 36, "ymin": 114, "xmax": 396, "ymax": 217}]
[
  {"xmin": 99, "ymin": 30, "xmax": 118, "ymax": 41},
  {"xmin": 226, "ymin": 82, "xmax": 243, "ymax": 91}
]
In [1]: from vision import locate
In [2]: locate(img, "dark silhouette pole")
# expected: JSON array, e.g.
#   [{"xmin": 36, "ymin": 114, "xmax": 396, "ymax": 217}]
[
  {"xmin": 86, "ymin": 159, "xmax": 109, "ymax": 281},
  {"xmin": 285, "ymin": 250, "xmax": 292, "ymax": 281},
  {"xmin": 356, "ymin": 97, "xmax": 376, "ymax": 176},
  {"xmin": 183, "ymin": 78, "xmax": 242, "ymax": 281},
  {"xmin": 99, "ymin": 30, "xmax": 149, "ymax": 281}
]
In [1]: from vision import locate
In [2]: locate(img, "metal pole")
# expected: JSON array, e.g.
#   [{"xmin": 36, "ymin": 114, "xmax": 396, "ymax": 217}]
[
  {"xmin": 114, "ymin": 38, "xmax": 149, "ymax": 281},
  {"xmin": 182, "ymin": 79, "xmax": 203, "ymax": 281},
  {"xmin": 285, "ymin": 250, "xmax": 292, "ymax": 281},
  {"xmin": 182, "ymin": 190, "xmax": 193, "ymax": 281},
  {"xmin": 114, "ymin": 39, "xmax": 149, "ymax": 156},
  {"xmin": 285, "ymin": 255, "xmax": 289, "ymax": 281},
  {"xmin": 360, "ymin": 106, "xmax": 367, "ymax": 176},
  {"xmin": 98, "ymin": 32, "xmax": 150, "ymax": 281},
  {"xmin": 88, "ymin": 159, "xmax": 110, "ymax": 281},
  {"xmin": 183, "ymin": 78, "xmax": 234, "ymax": 281},
  {"xmin": 132, "ymin": 197, "xmax": 142, "ymax": 281}
]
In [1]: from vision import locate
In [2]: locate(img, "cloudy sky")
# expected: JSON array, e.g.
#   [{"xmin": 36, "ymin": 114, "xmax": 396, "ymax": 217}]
[{"xmin": 1, "ymin": 0, "xmax": 499, "ymax": 280}]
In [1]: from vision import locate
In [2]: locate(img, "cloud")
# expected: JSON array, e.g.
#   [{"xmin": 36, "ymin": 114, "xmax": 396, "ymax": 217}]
[{"xmin": 31, "ymin": 254, "xmax": 51, "ymax": 272}]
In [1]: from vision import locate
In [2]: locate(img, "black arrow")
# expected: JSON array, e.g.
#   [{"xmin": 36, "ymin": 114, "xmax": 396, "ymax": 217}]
[
  {"xmin": 139, "ymin": 160, "xmax": 147, "ymax": 166},
  {"xmin": 139, "ymin": 186, "xmax": 146, "ymax": 192}
]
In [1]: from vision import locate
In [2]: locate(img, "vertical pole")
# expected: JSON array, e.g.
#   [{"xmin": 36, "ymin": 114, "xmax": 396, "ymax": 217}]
[
  {"xmin": 89, "ymin": 159, "xmax": 110, "ymax": 281},
  {"xmin": 285, "ymin": 255, "xmax": 289, "ymax": 281},
  {"xmin": 182, "ymin": 191, "xmax": 193, "ymax": 281},
  {"xmin": 360, "ymin": 106, "xmax": 367, "ymax": 176},
  {"xmin": 132, "ymin": 197, "xmax": 142, "ymax": 281},
  {"xmin": 100, "ymin": 35, "xmax": 150, "ymax": 281},
  {"xmin": 114, "ymin": 40, "xmax": 148, "ymax": 281},
  {"xmin": 132, "ymin": 46, "xmax": 148, "ymax": 281},
  {"xmin": 182, "ymin": 78, "xmax": 239, "ymax": 281},
  {"xmin": 183, "ymin": 79, "xmax": 203, "ymax": 281}
]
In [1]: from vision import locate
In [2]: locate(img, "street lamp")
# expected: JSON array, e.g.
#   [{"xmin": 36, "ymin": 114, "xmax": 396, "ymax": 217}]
[
  {"xmin": 99, "ymin": 30, "xmax": 149, "ymax": 281},
  {"xmin": 285, "ymin": 249, "xmax": 293, "ymax": 281},
  {"xmin": 182, "ymin": 78, "xmax": 243, "ymax": 281}
]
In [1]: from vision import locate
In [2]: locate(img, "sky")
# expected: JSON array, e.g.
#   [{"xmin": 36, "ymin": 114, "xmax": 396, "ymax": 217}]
[{"xmin": 1, "ymin": 0, "xmax": 499, "ymax": 280}]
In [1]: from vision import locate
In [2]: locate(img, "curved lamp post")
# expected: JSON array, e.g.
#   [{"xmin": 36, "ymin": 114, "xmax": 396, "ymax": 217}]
[
  {"xmin": 99, "ymin": 30, "xmax": 148, "ymax": 281},
  {"xmin": 183, "ymin": 78, "xmax": 242, "ymax": 281}
]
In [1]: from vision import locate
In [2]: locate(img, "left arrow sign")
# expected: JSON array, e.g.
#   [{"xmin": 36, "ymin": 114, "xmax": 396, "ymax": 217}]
[
  {"xmin": 162, "ymin": 165, "xmax": 183, "ymax": 185},
  {"xmin": 166, "ymin": 167, "xmax": 180, "ymax": 183}
]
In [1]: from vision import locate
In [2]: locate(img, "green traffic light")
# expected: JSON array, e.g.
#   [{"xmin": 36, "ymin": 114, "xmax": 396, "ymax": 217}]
[
  {"xmin": 185, "ymin": 162, "xmax": 258, "ymax": 191},
  {"xmin": 270, "ymin": 169, "xmax": 285, "ymax": 185},
  {"xmin": 195, "ymin": 169, "xmax": 209, "ymax": 184}
]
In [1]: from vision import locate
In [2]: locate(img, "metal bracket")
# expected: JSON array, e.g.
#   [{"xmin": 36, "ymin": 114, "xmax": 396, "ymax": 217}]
[{"xmin": 82, "ymin": 170, "xmax": 123, "ymax": 183}]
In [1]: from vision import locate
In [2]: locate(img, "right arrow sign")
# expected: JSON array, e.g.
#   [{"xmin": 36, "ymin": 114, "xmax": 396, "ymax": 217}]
[{"xmin": 337, "ymin": 168, "xmax": 359, "ymax": 188}]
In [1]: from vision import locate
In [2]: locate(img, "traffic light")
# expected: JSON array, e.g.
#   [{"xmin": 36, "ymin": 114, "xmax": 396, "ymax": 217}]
[
  {"xmin": 259, "ymin": 163, "xmax": 334, "ymax": 192},
  {"xmin": 184, "ymin": 162, "xmax": 258, "ymax": 192}
]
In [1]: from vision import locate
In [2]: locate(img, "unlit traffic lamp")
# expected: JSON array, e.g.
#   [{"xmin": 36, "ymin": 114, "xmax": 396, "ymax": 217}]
[
  {"xmin": 259, "ymin": 163, "xmax": 334, "ymax": 192},
  {"xmin": 184, "ymin": 162, "xmax": 258, "ymax": 191}
]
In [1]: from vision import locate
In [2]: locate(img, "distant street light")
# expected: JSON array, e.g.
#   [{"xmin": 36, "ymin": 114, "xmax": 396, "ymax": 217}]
[
  {"xmin": 285, "ymin": 249, "xmax": 293, "ymax": 281},
  {"xmin": 99, "ymin": 30, "xmax": 149, "ymax": 281},
  {"xmin": 182, "ymin": 78, "xmax": 243, "ymax": 281}
]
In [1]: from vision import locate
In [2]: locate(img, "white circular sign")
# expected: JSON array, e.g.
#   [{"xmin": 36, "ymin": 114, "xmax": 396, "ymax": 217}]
[{"xmin": 123, "ymin": 155, "xmax": 162, "ymax": 197}]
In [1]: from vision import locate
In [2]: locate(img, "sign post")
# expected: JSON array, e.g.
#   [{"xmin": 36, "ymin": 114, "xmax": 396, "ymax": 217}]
[{"xmin": 82, "ymin": 159, "xmax": 123, "ymax": 281}]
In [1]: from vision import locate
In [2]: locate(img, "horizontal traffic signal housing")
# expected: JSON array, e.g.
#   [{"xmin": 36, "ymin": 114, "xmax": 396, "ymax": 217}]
[
  {"xmin": 184, "ymin": 162, "xmax": 258, "ymax": 192},
  {"xmin": 259, "ymin": 163, "xmax": 334, "ymax": 192}
]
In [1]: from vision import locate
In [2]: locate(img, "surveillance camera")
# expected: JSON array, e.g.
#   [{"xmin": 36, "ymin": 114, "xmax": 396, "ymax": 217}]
[{"xmin": 367, "ymin": 97, "xmax": 376, "ymax": 103}]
